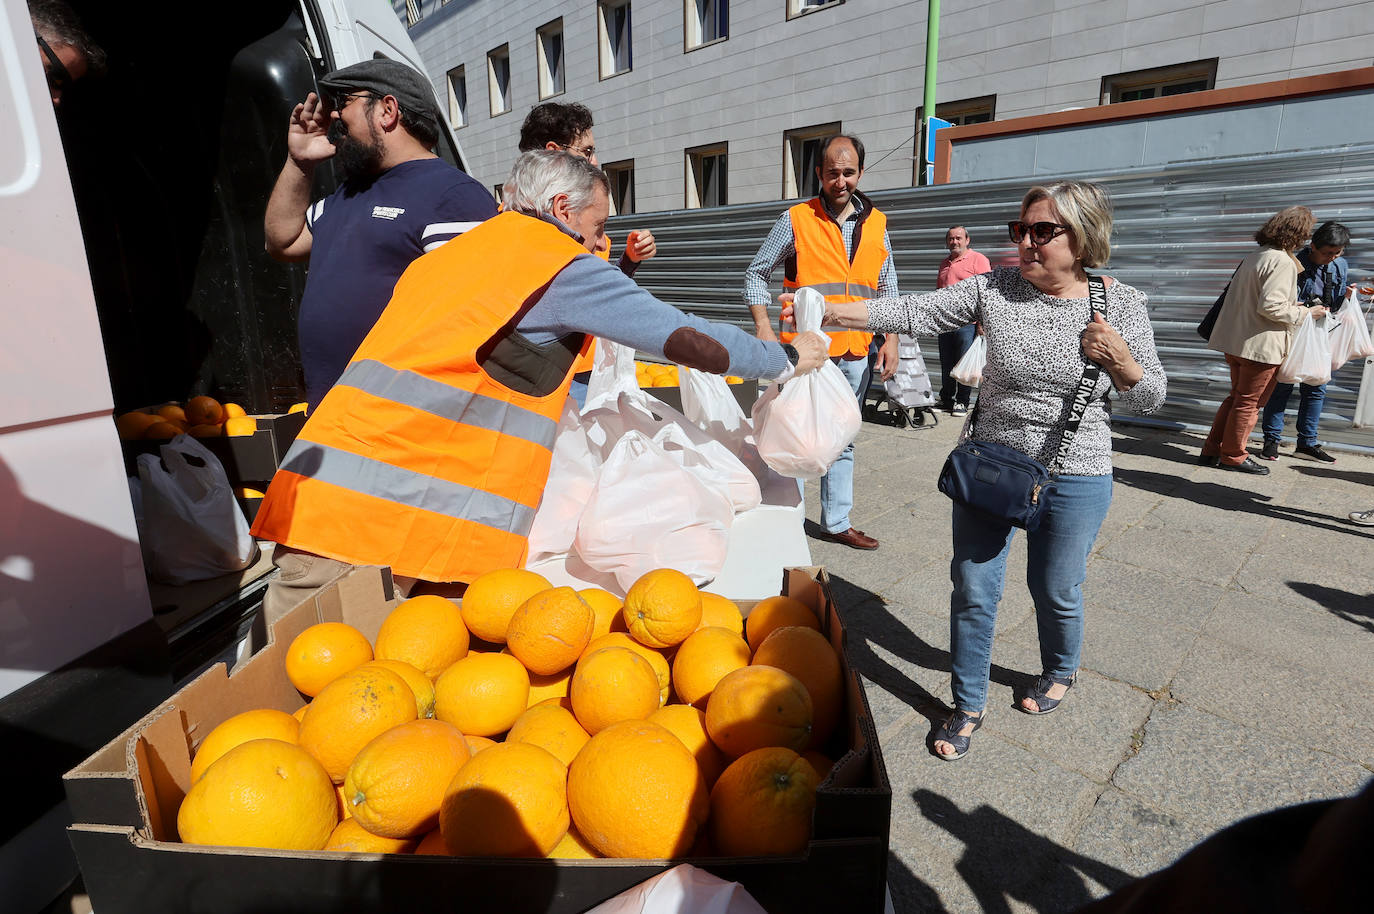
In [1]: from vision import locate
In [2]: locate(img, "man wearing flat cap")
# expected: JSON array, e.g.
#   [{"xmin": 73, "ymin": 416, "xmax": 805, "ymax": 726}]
[{"xmin": 265, "ymin": 59, "xmax": 496, "ymax": 411}]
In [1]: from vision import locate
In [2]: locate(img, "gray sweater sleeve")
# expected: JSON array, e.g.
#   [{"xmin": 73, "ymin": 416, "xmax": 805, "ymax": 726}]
[{"xmin": 517, "ymin": 253, "xmax": 790, "ymax": 380}]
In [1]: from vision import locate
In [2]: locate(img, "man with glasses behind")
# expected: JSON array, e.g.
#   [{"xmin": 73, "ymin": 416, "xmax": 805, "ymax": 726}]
[
  {"xmin": 265, "ymin": 59, "xmax": 496, "ymax": 412},
  {"xmin": 29, "ymin": 0, "xmax": 105, "ymax": 107}
]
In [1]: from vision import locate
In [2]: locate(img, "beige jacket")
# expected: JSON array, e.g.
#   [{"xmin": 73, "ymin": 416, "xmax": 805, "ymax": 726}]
[{"xmin": 1208, "ymin": 247, "xmax": 1307, "ymax": 364}]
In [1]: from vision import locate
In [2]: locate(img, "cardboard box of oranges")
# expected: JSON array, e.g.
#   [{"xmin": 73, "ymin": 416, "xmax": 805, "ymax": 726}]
[
  {"xmin": 64, "ymin": 565, "xmax": 890, "ymax": 914},
  {"xmin": 117, "ymin": 401, "xmax": 307, "ymax": 486}
]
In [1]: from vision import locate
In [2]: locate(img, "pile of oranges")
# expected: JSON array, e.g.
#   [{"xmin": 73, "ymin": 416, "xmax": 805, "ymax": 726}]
[
  {"xmin": 116, "ymin": 396, "xmax": 257, "ymax": 440},
  {"xmin": 176, "ymin": 566, "xmax": 846, "ymax": 861},
  {"xmin": 633, "ymin": 361, "xmax": 745, "ymax": 390}
]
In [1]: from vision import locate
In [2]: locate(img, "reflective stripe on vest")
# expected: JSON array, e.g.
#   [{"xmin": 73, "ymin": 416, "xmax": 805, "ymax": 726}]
[{"xmin": 780, "ymin": 198, "xmax": 888, "ymax": 358}]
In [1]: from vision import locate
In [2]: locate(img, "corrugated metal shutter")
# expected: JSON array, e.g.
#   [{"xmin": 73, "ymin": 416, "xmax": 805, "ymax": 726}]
[{"xmin": 608, "ymin": 143, "xmax": 1374, "ymax": 451}]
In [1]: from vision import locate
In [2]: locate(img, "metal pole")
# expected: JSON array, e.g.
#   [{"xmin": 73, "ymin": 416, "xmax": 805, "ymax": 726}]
[{"xmin": 921, "ymin": 0, "xmax": 941, "ymax": 185}]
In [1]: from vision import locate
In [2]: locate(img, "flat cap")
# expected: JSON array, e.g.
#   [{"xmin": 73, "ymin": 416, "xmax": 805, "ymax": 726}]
[{"xmin": 319, "ymin": 59, "xmax": 439, "ymax": 127}]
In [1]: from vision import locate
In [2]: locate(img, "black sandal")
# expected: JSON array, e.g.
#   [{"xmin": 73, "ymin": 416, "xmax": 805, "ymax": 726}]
[
  {"xmin": 1018, "ymin": 672, "xmax": 1076, "ymax": 715},
  {"xmin": 932, "ymin": 709, "xmax": 986, "ymax": 761}
]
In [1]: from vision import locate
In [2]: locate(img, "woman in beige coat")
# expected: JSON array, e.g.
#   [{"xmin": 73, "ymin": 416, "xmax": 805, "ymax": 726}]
[{"xmin": 1200, "ymin": 206, "xmax": 1329, "ymax": 475}]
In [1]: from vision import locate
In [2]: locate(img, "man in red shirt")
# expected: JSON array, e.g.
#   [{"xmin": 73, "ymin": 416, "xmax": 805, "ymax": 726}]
[{"xmin": 935, "ymin": 225, "xmax": 991, "ymax": 416}]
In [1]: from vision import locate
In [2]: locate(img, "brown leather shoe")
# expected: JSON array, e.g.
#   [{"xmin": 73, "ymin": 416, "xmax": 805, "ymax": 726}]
[{"xmin": 823, "ymin": 527, "xmax": 879, "ymax": 550}]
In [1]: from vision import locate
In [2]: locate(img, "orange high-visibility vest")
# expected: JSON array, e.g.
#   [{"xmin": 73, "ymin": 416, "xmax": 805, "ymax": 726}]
[
  {"xmin": 251, "ymin": 211, "xmax": 588, "ymax": 583},
  {"xmin": 569, "ymin": 235, "xmax": 614, "ymax": 374},
  {"xmin": 780, "ymin": 198, "xmax": 888, "ymax": 358}
]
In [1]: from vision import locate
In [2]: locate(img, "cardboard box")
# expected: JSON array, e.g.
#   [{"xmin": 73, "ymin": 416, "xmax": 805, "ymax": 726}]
[
  {"xmin": 644, "ymin": 379, "xmax": 760, "ymax": 416},
  {"xmin": 121, "ymin": 412, "xmax": 307, "ymax": 485},
  {"xmin": 64, "ymin": 566, "xmax": 890, "ymax": 914}
]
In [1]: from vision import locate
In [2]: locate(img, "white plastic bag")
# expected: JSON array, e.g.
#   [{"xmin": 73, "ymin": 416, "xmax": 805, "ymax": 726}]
[
  {"xmin": 583, "ymin": 338, "xmax": 643, "ymax": 413},
  {"xmin": 751, "ymin": 287, "xmax": 862, "ymax": 480},
  {"xmin": 884, "ymin": 334, "xmax": 936, "ymax": 408},
  {"xmin": 949, "ymin": 334, "xmax": 987, "ymax": 387},
  {"xmin": 679, "ymin": 366, "xmax": 749, "ymax": 446},
  {"xmin": 525, "ymin": 399, "xmax": 600, "ymax": 562},
  {"xmin": 584, "ymin": 863, "xmax": 767, "ymax": 914},
  {"xmin": 1329, "ymin": 289, "xmax": 1374, "ymax": 371},
  {"xmin": 574, "ymin": 430, "xmax": 733, "ymax": 590},
  {"xmin": 136, "ymin": 435, "xmax": 255, "ymax": 585},
  {"xmin": 1276, "ymin": 312, "xmax": 1333, "ymax": 385}
]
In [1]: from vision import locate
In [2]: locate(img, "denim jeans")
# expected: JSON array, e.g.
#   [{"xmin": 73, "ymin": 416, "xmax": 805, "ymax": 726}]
[
  {"xmin": 567, "ymin": 372, "xmax": 591, "ymax": 409},
  {"xmin": 1261, "ymin": 382, "xmax": 1327, "ymax": 448},
  {"xmin": 819, "ymin": 354, "xmax": 868, "ymax": 533},
  {"xmin": 937, "ymin": 324, "xmax": 977, "ymax": 408},
  {"xmin": 948, "ymin": 473, "xmax": 1113, "ymax": 712}
]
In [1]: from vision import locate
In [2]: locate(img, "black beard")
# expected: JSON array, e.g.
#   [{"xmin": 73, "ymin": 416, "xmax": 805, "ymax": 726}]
[{"xmin": 328, "ymin": 119, "xmax": 383, "ymax": 182}]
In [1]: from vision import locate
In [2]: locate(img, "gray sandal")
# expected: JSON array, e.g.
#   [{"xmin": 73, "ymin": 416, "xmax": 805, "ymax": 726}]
[
  {"xmin": 1019, "ymin": 672, "xmax": 1076, "ymax": 715},
  {"xmin": 933, "ymin": 709, "xmax": 986, "ymax": 761}
]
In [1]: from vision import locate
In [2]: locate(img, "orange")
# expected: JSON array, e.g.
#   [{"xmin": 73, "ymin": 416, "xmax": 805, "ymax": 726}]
[
  {"xmin": 582, "ymin": 632, "xmax": 670, "ymax": 705},
  {"xmin": 744, "ymin": 595, "xmax": 820, "ymax": 652},
  {"xmin": 413, "ymin": 829, "xmax": 449, "ymax": 855},
  {"xmin": 460, "ymin": 568, "xmax": 552, "ymax": 643},
  {"xmin": 224, "ymin": 416, "xmax": 258, "ymax": 436},
  {"xmin": 506, "ymin": 587, "xmax": 595, "ymax": 675},
  {"xmin": 752, "ymin": 625, "xmax": 844, "ymax": 748},
  {"xmin": 374, "ymin": 594, "xmax": 470, "ymax": 679},
  {"xmin": 284, "ymin": 621, "xmax": 374, "ymax": 698},
  {"xmin": 439, "ymin": 742, "xmax": 569, "ymax": 857},
  {"xmin": 187, "ymin": 423, "xmax": 223, "ymax": 437},
  {"xmin": 697, "ymin": 592, "xmax": 744, "ymax": 636},
  {"xmin": 433, "ymin": 652, "xmax": 529, "ymax": 736},
  {"xmin": 649, "ymin": 704, "xmax": 726, "ymax": 787},
  {"xmin": 293, "ymin": 704, "xmax": 309, "ymax": 722},
  {"xmin": 324, "ymin": 817, "xmax": 416, "ymax": 854},
  {"xmin": 189, "ymin": 708, "xmax": 300, "ymax": 783},
  {"xmin": 672, "ymin": 627, "xmax": 752, "ymax": 708},
  {"xmin": 465, "ymin": 735, "xmax": 498, "ymax": 755},
  {"xmin": 709, "ymin": 747, "xmax": 818, "ymax": 856},
  {"xmin": 801, "ymin": 750, "xmax": 834, "ymax": 781},
  {"xmin": 548, "ymin": 826, "xmax": 601, "ymax": 859},
  {"xmin": 577, "ymin": 588, "xmax": 625, "ymax": 639},
  {"xmin": 507, "ymin": 702, "xmax": 590, "ymax": 766},
  {"xmin": 288, "ymin": 402, "xmax": 309, "ymax": 414},
  {"xmin": 221, "ymin": 402, "xmax": 247, "ymax": 419},
  {"xmin": 335, "ymin": 783, "xmax": 352, "ymax": 819},
  {"xmin": 570, "ymin": 647, "xmax": 660, "ymax": 735},
  {"xmin": 526, "ymin": 666, "xmax": 573, "ymax": 707},
  {"xmin": 177, "ymin": 738, "xmax": 337, "ymax": 850},
  {"xmin": 342, "ymin": 718, "xmax": 470, "ymax": 838},
  {"xmin": 235, "ymin": 486, "xmax": 265, "ymax": 499},
  {"xmin": 185, "ymin": 395, "xmax": 225, "ymax": 426},
  {"xmin": 156, "ymin": 403, "xmax": 187, "ymax": 424},
  {"xmin": 567, "ymin": 720, "xmax": 708, "ymax": 858},
  {"xmin": 360, "ymin": 659, "xmax": 435, "ymax": 719},
  {"xmin": 298, "ymin": 665, "xmax": 418, "ymax": 782},
  {"xmin": 142, "ymin": 420, "xmax": 182, "ymax": 439},
  {"xmin": 622, "ymin": 568, "xmax": 702, "ymax": 649},
  {"xmin": 704, "ymin": 665, "xmax": 813, "ymax": 757},
  {"xmin": 114, "ymin": 410, "xmax": 160, "ymax": 439}
]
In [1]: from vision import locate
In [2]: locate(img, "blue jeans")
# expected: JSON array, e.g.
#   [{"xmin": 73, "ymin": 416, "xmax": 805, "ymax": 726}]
[
  {"xmin": 938, "ymin": 324, "xmax": 977, "ymax": 408},
  {"xmin": 567, "ymin": 372, "xmax": 591, "ymax": 409},
  {"xmin": 819, "ymin": 354, "xmax": 868, "ymax": 533},
  {"xmin": 948, "ymin": 473, "xmax": 1113, "ymax": 712},
  {"xmin": 1260, "ymin": 382, "xmax": 1326, "ymax": 448}
]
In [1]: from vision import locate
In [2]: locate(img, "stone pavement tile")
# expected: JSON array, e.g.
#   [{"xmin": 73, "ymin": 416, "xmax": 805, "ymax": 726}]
[
  {"xmin": 1096, "ymin": 519, "xmax": 1253, "ymax": 583},
  {"xmin": 1240, "ymin": 524, "xmax": 1374, "ymax": 616},
  {"xmin": 1068, "ymin": 786, "xmax": 1212, "ymax": 885},
  {"xmin": 840, "ymin": 599, "xmax": 953, "ymax": 732},
  {"xmin": 1199, "ymin": 589, "xmax": 1374, "ymax": 685},
  {"xmin": 1084, "ymin": 556, "xmax": 1226, "ymax": 631},
  {"xmin": 809, "ymin": 508, "xmax": 948, "ymax": 595},
  {"xmin": 1109, "ymin": 700, "xmax": 1371, "ymax": 833},
  {"xmin": 1280, "ymin": 462, "xmax": 1374, "ymax": 502},
  {"xmin": 1170, "ymin": 637, "xmax": 1374, "ymax": 766},
  {"xmin": 1077, "ymin": 603, "xmax": 1197, "ymax": 693}
]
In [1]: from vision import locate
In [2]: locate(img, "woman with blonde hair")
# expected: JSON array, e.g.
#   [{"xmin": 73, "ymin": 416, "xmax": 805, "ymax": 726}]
[
  {"xmin": 1199, "ymin": 206, "xmax": 1330, "ymax": 474},
  {"xmin": 806, "ymin": 180, "xmax": 1166, "ymax": 760}
]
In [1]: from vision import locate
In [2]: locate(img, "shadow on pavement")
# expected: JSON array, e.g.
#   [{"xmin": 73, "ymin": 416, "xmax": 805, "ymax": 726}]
[
  {"xmin": 913, "ymin": 789, "xmax": 1134, "ymax": 914},
  {"xmin": 1109, "ymin": 426, "xmax": 1198, "ymax": 465},
  {"xmin": 1288, "ymin": 464, "xmax": 1374, "ymax": 487},
  {"xmin": 886, "ymin": 852, "xmax": 951, "ymax": 914},
  {"xmin": 1286, "ymin": 581, "xmax": 1374, "ymax": 632},
  {"xmin": 1112, "ymin": 467, "xmax": 1374, "ymax": 539}
]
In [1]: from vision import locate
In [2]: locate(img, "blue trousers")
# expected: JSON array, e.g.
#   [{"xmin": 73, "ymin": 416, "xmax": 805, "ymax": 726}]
[
  {"xmin": 818, "ymin": 354, "xmax": 868, "ymax": 534},
  {"xmin": 948, "ymin": 473, "xmax": 1113, "ymax": 712},
  {"xmin": 1260, "ymin": 382, "xmax": 1326, "ymax": 448},
  {"xmin": 938, "ymin": 324, "xmax": 977, "ymax": 408}
]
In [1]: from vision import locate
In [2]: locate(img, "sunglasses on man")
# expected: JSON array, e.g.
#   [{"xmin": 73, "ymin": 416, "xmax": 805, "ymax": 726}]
[
  {"xmin": 35, "ymin": 33, "xmax": 71, "ymax": 96},
  {"xmin": 1008, "ymin": 221, "xmax": 1072, "ymax": 246}
]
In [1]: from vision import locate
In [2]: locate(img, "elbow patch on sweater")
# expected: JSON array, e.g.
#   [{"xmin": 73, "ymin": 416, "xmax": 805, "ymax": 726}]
[{"xmin": 663, "ymin": 327, "xmax": 730, "ymax": 374}]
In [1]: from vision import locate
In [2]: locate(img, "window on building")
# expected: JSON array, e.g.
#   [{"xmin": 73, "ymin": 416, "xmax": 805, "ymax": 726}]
[
  {"xmin": 1101, "ymin": 59, "xmax": 1217, "ymax": 104},
  {"xmin": 405, "ymin": 0, "xmax": 422, "ymax": 26},
  {"xmin": 783, "ymin": 122, "xmax": 841, "ymax": 200},
  {"xmin": 446, "ymin": 66, "xmax": 467, "ymax": 128},
  {"xmin": 686, "ymin": 0, "xmax": 728, "ymax": 50},
  {"xmin": 537, "ymin": 19, "xmax": 565, "ymax": 99},
  {"xmin": 598, "ymin": 1, "xmax": 633, "ymax": 78},
  {"xmin": 686, "ymin": 144, "xmax": 727, "ymax": 209},
  {"xmin": 487, "ymin": 45, "xmax": 511, "ymax": 116},
  {"xmin": 787, "ymin": 0, "xmax": 841, "ymax": 20},
  {"xmin": 603, "ymin": 160, "xmax": 635, "ymax": 216}
]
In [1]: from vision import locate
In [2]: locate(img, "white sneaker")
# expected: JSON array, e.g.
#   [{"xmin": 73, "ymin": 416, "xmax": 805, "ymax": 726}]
[{"xmin": 1349, "ymin": 509, "xmax": 1374, "ymax": 527}]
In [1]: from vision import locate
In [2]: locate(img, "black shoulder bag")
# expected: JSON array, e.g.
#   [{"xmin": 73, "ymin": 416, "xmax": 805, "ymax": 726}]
[
  {"xmin": 1197, "ymin": 262, "xmax": 1242, "ymax": 340},
  {"xmin": 936, "ymin": 275, "xmax": 1107, "ymax": 531}
]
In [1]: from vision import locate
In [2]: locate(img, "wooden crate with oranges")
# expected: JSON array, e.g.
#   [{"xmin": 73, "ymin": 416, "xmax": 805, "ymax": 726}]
[
  {"xmin": 633, "ymin": 360, "xmax": 760, "ymax": 416},
  {"xmin": 64, "ymin": 565, "xmax": 890, "ymax": 914}
]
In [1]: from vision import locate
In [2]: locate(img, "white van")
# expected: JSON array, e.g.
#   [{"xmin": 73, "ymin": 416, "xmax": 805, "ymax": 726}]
[{"xmin": 0, "ymin": 1, "xmax": 467, "ymax": 908}]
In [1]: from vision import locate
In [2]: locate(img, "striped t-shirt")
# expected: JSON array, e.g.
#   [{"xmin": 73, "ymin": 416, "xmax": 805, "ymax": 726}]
[{"xmin": 298, "ymin": 157, "xmax": 496, "ymax": 408}]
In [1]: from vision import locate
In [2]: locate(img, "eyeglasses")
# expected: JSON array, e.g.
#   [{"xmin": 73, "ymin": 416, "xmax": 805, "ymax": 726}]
[
  {"xmin": 1008, "ymin": 221, "xmax": 1072, "ymax": 246},
  {"xmin": 558, "ymin": 143, "xmax": 597, "ymax": 159},
  {"xmin": 330, "ymin": 92, "xmax": 379, "ymax": 110},
  {"xmin": 35, "ymin": 33, "xmax": 72, "ymax": 96}
]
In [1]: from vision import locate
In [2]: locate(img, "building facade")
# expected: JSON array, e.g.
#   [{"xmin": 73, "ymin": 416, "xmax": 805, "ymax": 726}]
[{"xmin": 399, "ymin": 0, "xmax": 1374, "ymax": 212}]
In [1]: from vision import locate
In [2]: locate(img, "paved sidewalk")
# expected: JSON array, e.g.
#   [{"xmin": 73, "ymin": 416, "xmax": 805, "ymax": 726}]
[{"xmin": 803, "ymin": 410, "xmax": 1374, "ymax": 913}]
